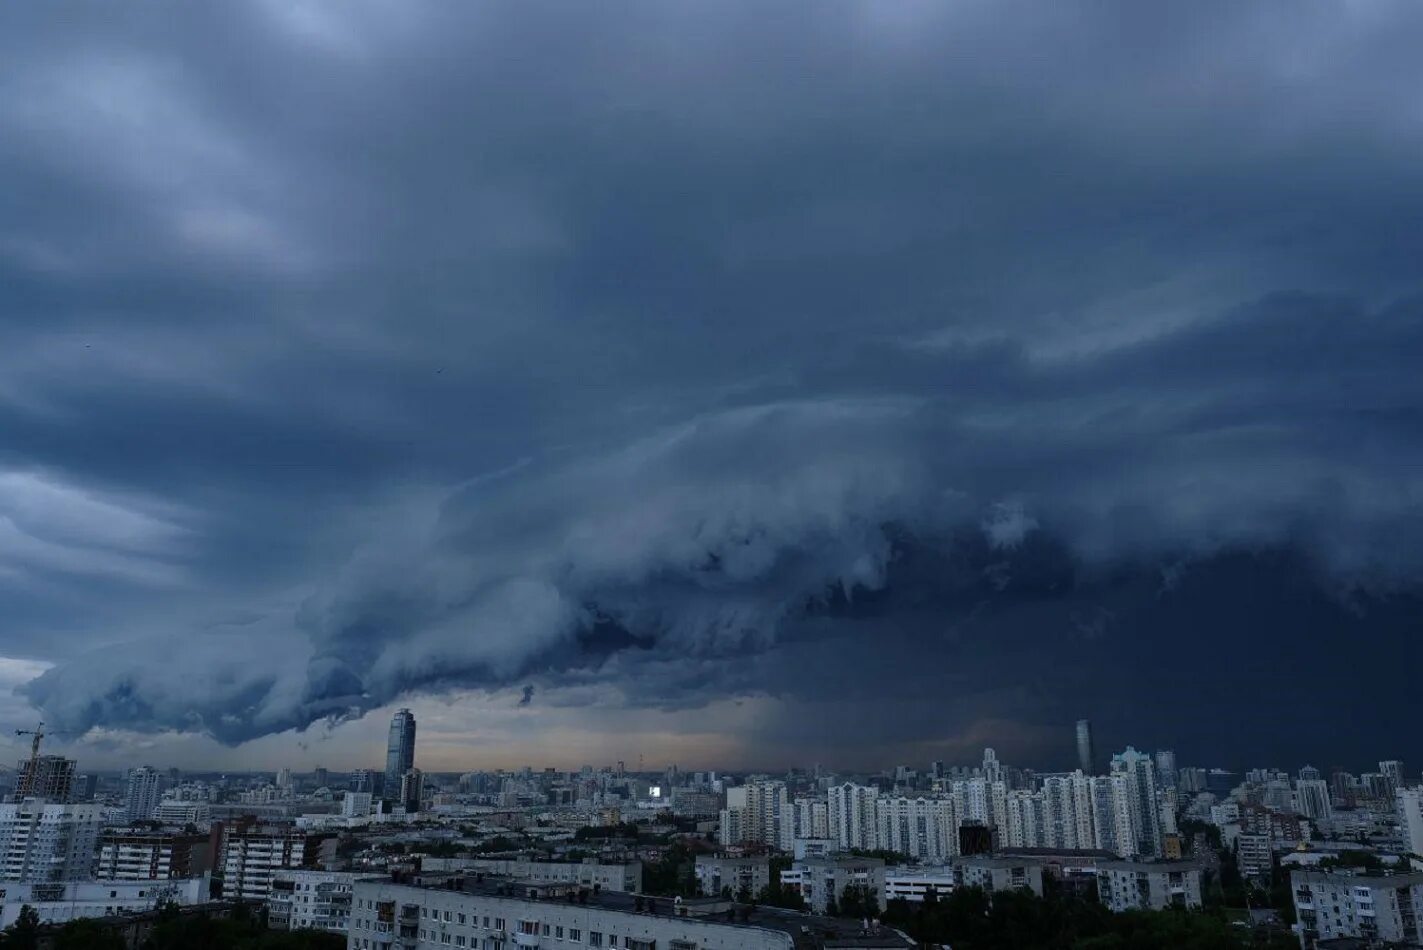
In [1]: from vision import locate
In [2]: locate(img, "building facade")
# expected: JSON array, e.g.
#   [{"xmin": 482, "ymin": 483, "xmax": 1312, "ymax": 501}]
[
  {"xmin": 0, "ymin": 876, "xmax": 207, "ymax": 928},
  {"xmin": 219, "ymin": 827, "xmax": 336, "ymax": 900},
  {"xmin": 96, "ymin": 831, "xmax": 212, "ymax": 881},
  {"xmin": 268, "ymin": 869, "xmax": 368, "ymax": 933},
  {"xmin": 123, "ymin": 766, "xmax": 164, "ymax": 823},
  {"xmin": 1291, "ymin": 869, "xmax": 1423, "ymax": 947},
  {"xmin": 0, "ymin": 800, "xmax": 101, "ymax": 882},
  {"xmin": 1096, "ymin": 861, "xmax": 1203, "ymax": 912},
  {"xmin": 384, "ymin": 710, "xmax": 417, "ymax": 796},
  {"xmin": 349, "ymin": 878, "xmax": 797, "ymax": 950}
]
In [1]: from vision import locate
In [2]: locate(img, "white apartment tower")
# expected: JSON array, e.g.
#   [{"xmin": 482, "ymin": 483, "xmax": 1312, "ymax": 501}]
[
  {"xmin": 0, "ymin": 800, "xmax": 102, "ymax": 882},
  {"xmin": 123, "ymin": 766, "xmax": 163, "ymax": 823}
]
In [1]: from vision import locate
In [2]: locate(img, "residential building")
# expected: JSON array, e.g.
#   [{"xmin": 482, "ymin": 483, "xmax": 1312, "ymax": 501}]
[
  {"xmin": 1295, "ymin": 779, "xmax": 1332, "ymax": 822},
  {"xmin": 1399, "ymin": 786, "xmax": 1423, "ymax": 856},
  {"xmin": 694, "ymin": 855, "xmax": 769, "ymax": 899},
  {"xmin": 219, "ymin": 827, "xmax": 337, "ymax": 900},
  {"xmin": 952, "ymin": 856, "xmax": 1045, "ymax": 897},
  {"xmin": 875, "ymin": 795, "xmax": 959, "ymax": 863},
  {"xmin": 1110, "ymin": 748, "xmax": 1162, "ymax": 857},
  {"xmin": 785, "ymin": 856, "xmax": 887, "ymax": 914},
  {"xmin": 153, "ymin": 799, "xmax": 211, "ymax": 825},
  {"xmin": 421, "ymin": 858, "xmax": 641, "ymax": 893},
  {"xmin": 96, "ymin": 831, "xmax": 212, "ymax": 880},
  {"xmin": 1096, "ymin": 860, "xmax": 1204, "ymax": 912},
  {"xmin": 719, "ymin": 780, "xmax": 788, "ymax": 848},
  {"xmin": 348, "ymin": 875, "xmax": 847, "ymax": 950},
  {"xmin": 0, "ymin": 800, "xmax": 102, "ymax": 882},
  {"xmin": 123, "ymin": 766, "xmax": 164, "ymax": 823},
  {"xmin": 384, "ymin": 709, "xmax": 417, "ymax": 796},
  {"xmin": 1292, "ymin": 869, "xmax": 1423, "ymax": 947},
  {"xmin": 1236, "ymin": 832, "xmax": 1273, "ymax": 878},
  {"xmin": 828, "ymin": 782, "xmax": 879, "ymax": 852},
  {"xmin": 268, "ymin": 869, "xmax": 368, "ymax": 933},
  {"xmin": 0, "ymin": 876, "xmax": 207, "ymax": 928},
  {"xmin": 884, "ymin": 867, "xmax": 957, "ymax": 903}
]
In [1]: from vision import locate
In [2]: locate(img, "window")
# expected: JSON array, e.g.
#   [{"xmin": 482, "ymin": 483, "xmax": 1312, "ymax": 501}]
[
  {"xmin": 569, "ymin": 930, "xmax": 581, "ymax": 941},
  {"xmin": 589, "ymin": 933, "xmax": 603, "ymax": 947},
  {"xmin": 556, "ymin": 927, "xmax": 564, "ymax": 938},
  {"xmin": 458, "ymin": 913, "xmax": 467, "ymax": 924}
]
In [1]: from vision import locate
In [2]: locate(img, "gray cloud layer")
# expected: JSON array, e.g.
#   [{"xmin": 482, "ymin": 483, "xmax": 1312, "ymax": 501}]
[{"xmin": 5, "ymin": 1, "xmax": 1423, "ymax": 763}]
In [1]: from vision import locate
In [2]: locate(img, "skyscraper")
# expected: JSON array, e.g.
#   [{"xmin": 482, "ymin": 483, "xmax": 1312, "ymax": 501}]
[
  {"xmin": 384, "ymin": 709, "xmax": 416, "ymax": 795},
  {"xmin": 1076, "ymin": 720, "xmax": 1096, "ymax": 775}
]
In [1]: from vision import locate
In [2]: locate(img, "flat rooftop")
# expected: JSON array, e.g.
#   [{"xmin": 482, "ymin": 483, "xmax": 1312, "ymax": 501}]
[{"xmin": 383, "ymin": 872, "xmax": 913, "ymax": 949}]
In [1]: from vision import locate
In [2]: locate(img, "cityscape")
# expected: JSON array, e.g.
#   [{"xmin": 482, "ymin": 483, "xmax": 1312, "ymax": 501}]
[
  {"xmin": 5, "ymin": 2, "xmax": 1423, "ymax": 949},
  {"xmin": 1, "ymin": 711, "xmax": 1421, "ymax": 947}
]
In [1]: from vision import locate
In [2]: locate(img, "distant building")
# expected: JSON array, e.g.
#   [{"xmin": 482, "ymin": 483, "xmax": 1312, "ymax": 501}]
[
  {"xmin": 1076, "ymin": 720, "xmax": 1096, "ymax": 776},
  {"xmin": 97, "ymin": 831, "xmax": 212, "ymax": 880},
  {"xmin": 384, "ymin": 709, "xmax": 417, "ymax": 797},
  {"xmin": 342, "ymin": 791, "xmax": 374, "ymax": 818},
  {"xmin": 0, "ymin": 800, "xmax": 102, "ymax": 882},
  {"xmin": 123, "ymin": 766, "xmax": 164, "ymax": 823},
  {"xmin": 1096, "ymin": 860, "xmax": 1204, "ymax": 912},
  {"xmin": 1295, "ymin": 779, "xmax": 1332, "ymax": 822},
  {"xmin": 694, "ymin": 855, "xmax": 770, "ymax": 899},
  {"xmin": 400, "ymin": 768, "xmax": 424, "ymax": 814},
  {"xmin": 423, "ymin": 857, "xmax": 642, "ymax": 893},
  {"xmin": 153, "ymin": 799, "xmax": 211, "ymax": 825},
  {"xmin": 1292, "ymin": 869, "xmax": 1423, "ymax": 947}
]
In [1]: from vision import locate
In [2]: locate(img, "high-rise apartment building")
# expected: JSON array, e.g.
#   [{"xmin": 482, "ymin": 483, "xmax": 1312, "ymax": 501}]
[
  {"xmin": 384, "ymin": 709, "xmax": 417, "ymax": 795},
  {"xmin": 0, "ymin": 800, "xmax": 101, "ymax": 882},
  {"xmin": 96, "ymin": 831, "xmax": 212, "ymax": 880},
  {"xmin": 219, "ymin": 826, "xmax": 337, "ymax": 900},
  {"xmin": 1076, "ymin": 720, "xmax": 1096, "ymax": 775},
  {"xmin": 719, "ymin": 780, "xmax": 788, "ymax": 847},
  {"xmin": 1110, "ymin": 747, "xmax": 1163, "ymax": 858},
  {"xmin": 1398, "ymin": 787, "xmax": 1423, "ymax": 857},
  {"xmin": 123, "ymin": 766, "xmax": 163, "ymax": 823}
]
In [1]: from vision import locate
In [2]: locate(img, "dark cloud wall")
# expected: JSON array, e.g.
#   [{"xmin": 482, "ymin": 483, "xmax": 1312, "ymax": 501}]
[{"xmin": 4, "ymin": 1, "xmax": 1423, "ymax": 767}]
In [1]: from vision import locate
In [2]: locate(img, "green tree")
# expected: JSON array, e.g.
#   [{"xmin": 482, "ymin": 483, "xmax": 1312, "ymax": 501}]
[
  {"xmin": 2, "ymin": 905, "xmax": 41, "ymax": 950},
  {"xmin": 52, "ymin": 919, "xmax": 126, "ymax": 950}
]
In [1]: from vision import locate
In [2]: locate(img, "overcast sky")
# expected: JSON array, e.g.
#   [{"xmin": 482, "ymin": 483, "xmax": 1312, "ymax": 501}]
[{"xmin": 3, "ymin": 1, "xmax": 1423, "ymax": 776}]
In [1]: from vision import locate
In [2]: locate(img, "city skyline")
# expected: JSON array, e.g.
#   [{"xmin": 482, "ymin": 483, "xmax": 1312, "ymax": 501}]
[{"xmin": 4, "ymin": 2, "xmax": 1423, "ymax": 773}]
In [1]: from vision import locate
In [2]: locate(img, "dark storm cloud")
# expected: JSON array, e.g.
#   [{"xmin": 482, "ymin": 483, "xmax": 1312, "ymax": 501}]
[{"xmin": 5, "ymin": 1, "xmax": 1423, "ymax": 764}]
